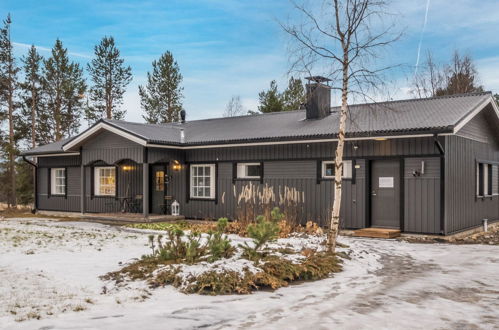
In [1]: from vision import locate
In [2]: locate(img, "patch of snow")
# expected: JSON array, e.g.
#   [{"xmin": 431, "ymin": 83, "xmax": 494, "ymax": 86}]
[{"xmin": 1, "ymin": 218, "xmax": 498, "ymax": 330}]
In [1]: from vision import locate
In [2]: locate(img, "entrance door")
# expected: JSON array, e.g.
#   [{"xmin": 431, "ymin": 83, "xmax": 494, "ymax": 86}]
[
  {"xmin": 151, "ymin": 165, "xmax": 166, "ymax": 214},
  {"xmin": 370, "ymin": 160, "xmax": 400, "ymax": 228}
]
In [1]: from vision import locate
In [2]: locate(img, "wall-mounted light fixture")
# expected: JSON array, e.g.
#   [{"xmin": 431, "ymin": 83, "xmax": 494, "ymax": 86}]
[
  {"xmin": 374, "ymin": 137, "xmax": 388, "ymax": 141},
  {"xmin": 172, "ymin": 160, "xmax": 182, "ymax": 171},
  {"xmin": 122, "ymin": 165, "xmax": 134, "ymax": 171},
  {"xmin": 353, "ymin": 144, "xmax": 359, "ymax": 150}
]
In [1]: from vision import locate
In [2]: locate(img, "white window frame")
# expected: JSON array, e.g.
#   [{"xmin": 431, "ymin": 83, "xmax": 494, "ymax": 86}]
[
  {"xmin": 483, "ymin": 163, "xmax": 490, "ymax": 196},
  {"xmin": 190, "ymin": 164, "xmax": 216, "ymax": 199},
  {"xmin": 236, "ymin": 163, "xmax": 261, "ymax": 179},
  {"xmin": 492, "ymin": 165, "xmax": 499, "ymax": 196},
  {"xmin": 322, "ymin": 160, "xmax": 352, "ymax": 179},
  {"xmin": 51, "ymin": 168, "xmax": 66, "ymax": 195},
  {"xmin": 94, "ymin": 166, "xmax": 116, "ymax": 197}
]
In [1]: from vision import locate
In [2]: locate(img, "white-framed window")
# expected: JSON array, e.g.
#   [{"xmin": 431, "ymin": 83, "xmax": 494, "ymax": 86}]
[
  {"xmin": 190, "ymin": 164, "xmax": 216, "ymax": 199},
  {"xmin": 322, "ymin": 160, "xmax": 352, "ymax": 179},
  {"xmin": 492, "ymin": 165, "xmax": 499, "ymax": 195},
  {"xmin": 94, "ymin": 166, "xmax": 116, "ymax": 196},
  {"xmin": 51, "ymin": 168, "xmax": 66, "ymax": 195},
  {"xmin": 237, "ymin": 163, "xmax": 261, "ymax": 179},
  {"xmin": 477, "ymin": 162, "xmax": 495, "ymax": 197}
]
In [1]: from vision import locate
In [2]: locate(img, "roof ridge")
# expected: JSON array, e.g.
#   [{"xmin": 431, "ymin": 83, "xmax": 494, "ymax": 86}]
[
  {"xmin": 182, "ymin": 109, "xmax": 305, "ymax": 124},
  {"xmin": 333, "ymin": 91, "xmax": 492, "ymax": 109},
  {"xmin": 104, "ymin": 118, "xmax": 181, "ymax": 129}
]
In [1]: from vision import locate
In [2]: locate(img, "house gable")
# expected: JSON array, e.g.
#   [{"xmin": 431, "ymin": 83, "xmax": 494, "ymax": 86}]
[
  {"xmin": 81, "ymin": 129, "xmax": 145, "ymax": 165},
  {"xmin": 455, "ymin": 102, "xmax": 499, "ymax": 146}
]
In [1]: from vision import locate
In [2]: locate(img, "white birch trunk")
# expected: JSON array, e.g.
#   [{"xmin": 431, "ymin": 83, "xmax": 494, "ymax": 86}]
[{"xmin": 327, "ymin": 61, "xmax": 349, "ymax": 253}]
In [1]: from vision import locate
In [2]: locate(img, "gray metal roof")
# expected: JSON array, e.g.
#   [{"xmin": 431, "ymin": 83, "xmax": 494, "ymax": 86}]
[{"xmin": 22, "ymin": 92, "xmax": 495, "ymax": 155}]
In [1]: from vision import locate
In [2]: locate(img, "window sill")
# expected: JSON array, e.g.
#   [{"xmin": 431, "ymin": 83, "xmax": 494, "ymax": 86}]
[
  {"xmin": 189, "ymin": 197, "xmax": 216, "ymax": 201},
  {"xmin": 233, "ymin": 178, "xmax": 261, "ymax": 181},
  {"xmin": 93, "ymin": 195, "xmax": 117, "ymax": 198},
  {"xmin": 319, "ymin": 177, "xmax": 352, "ymax": 181},
  {"xmin": 476, "ymin": 195, "xmax": 496, "ymax": 200}
]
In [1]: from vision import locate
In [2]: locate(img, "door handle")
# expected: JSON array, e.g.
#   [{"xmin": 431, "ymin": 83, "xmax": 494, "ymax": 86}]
[{"xmin": 372, "ymin": 190, "xmax": 377, "ymax": 196}]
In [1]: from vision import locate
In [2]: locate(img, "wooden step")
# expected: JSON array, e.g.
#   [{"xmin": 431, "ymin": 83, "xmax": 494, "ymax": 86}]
[{"xmin": 353, "ymin": 228, "xmax": 401, "ymax": 239}]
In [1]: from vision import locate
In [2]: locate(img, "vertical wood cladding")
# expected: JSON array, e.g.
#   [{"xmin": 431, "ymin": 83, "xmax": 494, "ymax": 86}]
[
  {"xmin": 445, "ymin": 135, "xmax": 499, "ymax": 234},
  {"xmin": 35, "ymin": 136, "xmax": 449, "ymax": 234},
  {"xmin": 404, "ymin": 157, "xmax": 441, "ymax": 234}
]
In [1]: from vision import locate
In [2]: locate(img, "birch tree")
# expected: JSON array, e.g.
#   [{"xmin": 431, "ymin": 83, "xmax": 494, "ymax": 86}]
[
  {"xmin": 223, "ymin": 95, "xmax": 245, "ymax": 117},
  {"xmin": 282, "ymin": 0, "xmax": 400, "ymax": 252}
]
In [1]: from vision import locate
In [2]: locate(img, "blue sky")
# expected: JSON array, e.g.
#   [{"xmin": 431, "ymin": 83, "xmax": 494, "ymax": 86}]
[{"xmin": 2, "ymin": 0, "xmax": 499, "ymax": 123}]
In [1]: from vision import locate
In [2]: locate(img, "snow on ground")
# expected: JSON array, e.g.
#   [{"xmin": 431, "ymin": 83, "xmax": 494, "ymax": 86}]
[{"xmin": 1, "ymin": 218, "xmax": 498, "ymax": 330}]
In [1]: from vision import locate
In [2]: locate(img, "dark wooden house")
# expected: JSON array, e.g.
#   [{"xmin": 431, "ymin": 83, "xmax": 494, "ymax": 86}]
[{"xmin": 22, "ymin": 85, "xmax": 499, "ymax": 235}]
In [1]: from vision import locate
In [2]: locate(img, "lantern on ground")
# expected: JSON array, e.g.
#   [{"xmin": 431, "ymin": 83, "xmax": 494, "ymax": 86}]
[{"xmin": 171, "ymin": 200, "xmax": 180, "ymax": 216}]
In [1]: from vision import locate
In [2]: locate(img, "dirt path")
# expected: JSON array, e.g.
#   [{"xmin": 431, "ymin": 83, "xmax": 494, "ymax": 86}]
[{"xmin": 1, "ymin": 219, "xmax": 498, "ymax": 330}]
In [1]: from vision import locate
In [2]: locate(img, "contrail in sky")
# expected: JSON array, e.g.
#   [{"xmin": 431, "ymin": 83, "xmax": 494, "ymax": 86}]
[
  {"xmin": 13, "ymin": 42, "xmax": 92, "ymax": 59},
  {"xmin": 414, "ymin": 0, "xmax": 431, "ymax": 76}
]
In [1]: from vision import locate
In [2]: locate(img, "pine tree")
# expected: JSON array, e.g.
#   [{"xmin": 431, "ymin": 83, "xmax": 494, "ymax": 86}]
[
  {"xmin": 0, "ymin": 14, "xmax": 20, "ymax": 207},
  {"xmin": 258, "ymin": 80, "xmax": 284, "ymax": 113},
  {"xmin": 86, "ymin": 36, "xmax": 132, "ymax": 122},
  {"xmin": 19, "ymin": 45, "xmax": 44, "ymax": 148},
  {"xmin": 282, "ymin": 77, "xmax": 305, "ymax": 111},
  {"xmin": 43, "ymin": 39, "xmax": 86, "ymax": 141},
  {"xmin": 139, "ymin": 51, "xmax": 183, "ymax": 123}
]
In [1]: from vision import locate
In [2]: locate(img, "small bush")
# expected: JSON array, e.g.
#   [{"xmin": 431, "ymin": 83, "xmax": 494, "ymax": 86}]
[
  {"xmin": 270, "ymin": 207, "xmax": 285, "ymax": 223},
  {"xmin": 206, "ymin": 218, "xmax": 234, "ymax": 262}
]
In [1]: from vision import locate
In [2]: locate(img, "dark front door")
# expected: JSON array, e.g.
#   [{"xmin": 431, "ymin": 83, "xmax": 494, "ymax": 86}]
[
  {"xmin": 370, "ymin": 160, "xmax": 400, "ymax": 228},
  {"xmin": 151, "ymin": 165, "xmax": 166, "ymax": 214}
]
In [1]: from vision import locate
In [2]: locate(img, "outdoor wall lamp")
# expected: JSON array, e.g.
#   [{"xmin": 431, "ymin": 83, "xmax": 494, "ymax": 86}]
[
  {"xmin": 172, "ymin": 160, "xmax": 182, "ymax": 171},
  {"xmin": 121, "ymin": 165, "xmax": 134, "ymax": 171},
  {"xmin": 374, "ymin": 137, "xmax": 388, "ymax": 141}
]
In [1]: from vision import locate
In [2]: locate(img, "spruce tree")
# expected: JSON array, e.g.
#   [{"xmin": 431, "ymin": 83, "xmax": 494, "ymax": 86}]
[
  {"xmin": 258, "ymin": 80, "xmax": 284, "ymax": 113},
  {"xmin": 139, "ymin": 51, "xmax": 183, "ymax": 123},
  {"xmin": 0, "ymin": 14, "xmax": 20, "ymax": 207},
  {"xmin": 43, "ymin": 39, "xmax": 86, "ymax": 141},
  {"xmin": 282, "ymin": 77, "xmax": 305, "ymax": 111},
  {"xmin": 86, "ymin": 36, "xmax": 132, "ymax": 122},
  {"xmin": 19, "ymin": 45, "xmax": 44, "ymax": 148}
]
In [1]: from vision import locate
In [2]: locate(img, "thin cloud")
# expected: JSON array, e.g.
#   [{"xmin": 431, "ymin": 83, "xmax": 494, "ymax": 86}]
[
  {"xmin": 13, "ymin": 42, "xmax": 92, "ymax": 59},
  {"xmin": 414, "ymin": 0, "xmax": 431, "ymax": 76}
]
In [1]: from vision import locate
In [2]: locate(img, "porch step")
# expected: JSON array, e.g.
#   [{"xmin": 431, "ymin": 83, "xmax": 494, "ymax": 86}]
[{"xmin": 353, "ymin": 228, "xmax": 401, "ymax": 239}]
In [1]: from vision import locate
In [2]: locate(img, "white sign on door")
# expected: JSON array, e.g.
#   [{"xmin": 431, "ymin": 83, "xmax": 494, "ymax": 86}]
[{"xmin": 379, "ymin": 177, "xmax": 394, "ymax": 188}]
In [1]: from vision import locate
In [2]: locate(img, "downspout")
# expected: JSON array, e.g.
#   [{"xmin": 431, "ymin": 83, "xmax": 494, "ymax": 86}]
[
  {"xmin": 434, "ymin": 134, "xmax": 446, "ymax": 235},
  {"xmin": 22, "ymin": 155, "xmax": 38, "ymax": 212}
]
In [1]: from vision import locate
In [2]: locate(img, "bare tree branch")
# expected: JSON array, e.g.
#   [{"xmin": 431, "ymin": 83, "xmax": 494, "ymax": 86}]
[{"xmin": 281, "ymin": 0, "xmax": 401, "ymax": 252}]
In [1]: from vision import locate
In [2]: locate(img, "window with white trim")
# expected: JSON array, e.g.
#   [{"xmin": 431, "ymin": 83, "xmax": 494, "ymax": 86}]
[
  {"xmin": 237, "ymin": 163, "xmax": 261, "ymax": 179},
  {"xmin": 322, "ymin": 160, "xmax": 352, "ymax": 179},
  {"xmin": 492, "ymin": 165, "xmax": 499, "ymax": 195},
  {"xmin": 51, "ymin": 168, "xmax": 66, "ymax": 195},
  {"xmin": 190, "ymin": 164, "xmax": 216, "ymax": 199},
  {"xmin": 477, "ymin": 162, "xmax": 494, "ymax": 197},
  {"xmin": 94, "ymin": 166, "xmax": 116, "ymax": 196}
]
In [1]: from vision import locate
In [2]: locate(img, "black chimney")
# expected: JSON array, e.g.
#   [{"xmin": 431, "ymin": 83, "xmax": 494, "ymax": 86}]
[
  {"xmin": 180, "ymin": 109, "xmax": 186, "ymax": 123},
  {"xmin": 305, "ymin": 76, "xmax": 332, "ymax": 120}
]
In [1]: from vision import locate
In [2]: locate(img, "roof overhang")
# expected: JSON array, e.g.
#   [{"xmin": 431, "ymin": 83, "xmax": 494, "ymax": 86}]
[
  {"xmin": 146, "ymin": 132, "xmax": 450, "ymax": 150},
  {"xmin": 63, "ymin": 121, "xmax": 148, "ymax": 151}
]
